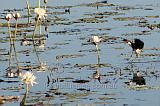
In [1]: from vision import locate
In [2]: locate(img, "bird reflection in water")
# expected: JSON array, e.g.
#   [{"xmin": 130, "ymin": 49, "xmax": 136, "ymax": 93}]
[{"xmin": 125, "ymin": 72, "xmax": 146, "ymax": 86}]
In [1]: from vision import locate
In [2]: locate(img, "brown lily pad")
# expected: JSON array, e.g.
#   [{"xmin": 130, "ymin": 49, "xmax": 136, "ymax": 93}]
[{"xmin": 72, "ymin": 80, "xmax": 90, "ymax": 83}]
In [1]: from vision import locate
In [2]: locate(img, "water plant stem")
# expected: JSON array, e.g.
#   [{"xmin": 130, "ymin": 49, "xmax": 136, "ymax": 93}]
[
  {"xmin": 7, "ymin": 20, "xmax": 13, "ymax": 67},
  {"xmin": 38, "ymin": 0, "xmax": 41, "ymax": 8},
  {"xmin": 20, "ymin": 84, "xmax": 29, "ymax": 105},
  {"xmin": 44, "ymin": 3, "xmax": 47, "ymax": 11},
  {"xmin": 95, "ymin": 45, "xmax": 100, "ymax": 64},
  {"xmin": 7, "ymin": 20, "xmax": 13, "ymax": 45},
  {"xmin": 13, "ymin": 19, "xmax": 19, "ymax": 69},
  {"xmin": 32, "ymin": 19, "xmax": 41, "ymax": 63},
  {"xmin": 14, "ymin": 20, "xmax": 18, "ymax": 40},
  {"xmin": 12, "ymin": 43, "xmax": 19, "ymax": 69},
  {"xmin": 32, "ymin": 19, "xmax": 39, "ymax": 39},
  {"xmin": 26, "ymin": 0, "xmax": 31, "ymax": 23},
  {"xmin": 9, "ymin": 44, "xmax": 13, "ymax": 67},
  {"xmin": 39, "ymin": 24, "xmax": 42, "ymax": 35}
]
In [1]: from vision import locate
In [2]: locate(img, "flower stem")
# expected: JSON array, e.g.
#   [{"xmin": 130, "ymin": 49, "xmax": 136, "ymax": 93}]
[
  {"xmin": 95, "ymin": 45, "xmax": 100, "ymax": 64},
  {"xmin": 7, "ymin": 20, "xmax": 13, "ymax": 45},
  {"xmin": 12, "ymin": 42, "xmax": 19, "ymax": 69},
  {"xmin": 14, "ymin": 19, "xmax": 18, "ymax": 40},
  {"xmin": 38, "ymin": 0, "xmax": 40, "ymax": 8},
  {"xmin": 45, "ymin": 3, "xmax": 47, "ymax": 11},
  {"xmin": 32, "ymin": 19, "xmax": 39, "ymax": 39},
  {"xmin": 26, "ymin": 0, "xmax": 31, "ymax": 23},
  {"xmin": 7, "ymin": 20, "xmax": 13, "ymax": 67},
  {"xmin": 13, "ymin": 19, "xmax": 19, "ymax": 69},
  {"xmin": 9, "ymin": 44, "xmax": 13, "ymax": 67},
  {"xmin": 39, "ymin": 24, "xmax": 42, "ymax": 35},
  {"xmin": 32, "ymin": 19, "xmax": 41, "ymax": 64},
  {"xmin": 20, "ymin": 84, "xmax": 29, "ymax": 105}
]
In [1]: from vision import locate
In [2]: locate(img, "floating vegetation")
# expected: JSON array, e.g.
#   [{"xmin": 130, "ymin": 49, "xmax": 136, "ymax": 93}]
[
  {"xmin": 121, "ymin": 33, "xmax": 151, "ymax": 36},
  {"xmin": 98, "ymin": 97, "xmax": 125, "ymax": 100},
  {"xmin": 4, "ymin": 9, "xmax": 23, "ymax": 12},
  {"xmin": 84, "ymin": 12, "xmax": 123, "ymax": 16},
  {"xmin": 144, "ymin": 48, "xmax": 160, "ymax": 50},
  {"xmin": 121, "ymin": 53, "xmax": 160, "ymax": 57},
  {"xmin": 2, "ymin": 87, "xmax": 24, "ymax": 90},
  {"xmin": 141, "ymin": 54, "xmax": 160, "ymax": 56},
  {"xmin": 56, "ymin": 54, "xmax": 86, "ymax": 60},
  {"xmin": 79, "ymin": 49, "xmax": 98, "ymax": 52},
  {"xmin": 74, "ymin": 18, "xmax": 108, "ymax": 23},
  {"xmin": 113, "ymin": 17, "xmax": 144, "ymax": 21},
  {"xmin": 54, "ymin": 43, "xmax": 69, "ymax": 45},
  {"xmin": 125, "ymin": 85, "xmax": 160, "ymax": 90},
  {"xmin": 114, "ymin": 47, "xmax": 124, "ymax": 50},
  {"xmin": 145, "ymin": 15, "xmax": 159, "ymax": 18},
  {"xmin": 0, "ymin": 96, "xmax": 20, "ymax": 104},
  {"xmin": 116, "ymin": 6, "xmax": 142, "ymax": 11},
  {"xmin": 77, "ymin": 2, "xmax": 116, "ymax": 7},
  {"xmin": 74, "ymin": 63, "xmax": 111, "ymax": 68},
  {"xmin": 26, "ymin": 97, "xmax": 54, "ymax": 103}
]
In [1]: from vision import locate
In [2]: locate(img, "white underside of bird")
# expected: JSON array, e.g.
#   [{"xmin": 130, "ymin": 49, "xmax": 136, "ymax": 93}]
[{"xmin": 135, "ymin": 49, "xmax": 141, "ymax": 57}]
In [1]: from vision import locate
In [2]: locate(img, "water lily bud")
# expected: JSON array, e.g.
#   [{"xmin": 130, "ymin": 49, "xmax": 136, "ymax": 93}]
[
  {"xmin": 13, "ymin": 13, "xmax": 21, "ymax": 20},
  {"xmin": 5, "ymin": 14, "xmax": 12, "ymax": 21},
  {"xmin": 44, "ymin": 0, "xmax": 48, "ymax": 4}
]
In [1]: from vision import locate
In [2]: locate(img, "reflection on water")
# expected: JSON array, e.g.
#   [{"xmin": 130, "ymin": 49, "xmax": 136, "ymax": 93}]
[{"xmin": 0, "ymin": 0, "xmax": 160, "ymax": 105}]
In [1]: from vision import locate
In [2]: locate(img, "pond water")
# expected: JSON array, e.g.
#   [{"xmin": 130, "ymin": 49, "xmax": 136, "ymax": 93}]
[{"xmin": 1, "ymin": 0, "xmax": 160, "ymax": 105}]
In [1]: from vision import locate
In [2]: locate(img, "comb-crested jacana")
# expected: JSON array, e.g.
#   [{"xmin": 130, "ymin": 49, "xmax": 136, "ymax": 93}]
[
  {"xmin": 132, "ymin": 73, "xmax": 146, "ymax": 85},
  {"xmin": 123, "ymin": 39, "xmax": 144, "ymax": 57}
]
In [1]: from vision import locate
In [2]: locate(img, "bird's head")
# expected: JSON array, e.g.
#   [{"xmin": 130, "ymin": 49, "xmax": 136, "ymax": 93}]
[{"xmin": 123, "ymin": 39, "xmax": 131, "ymax": 45}]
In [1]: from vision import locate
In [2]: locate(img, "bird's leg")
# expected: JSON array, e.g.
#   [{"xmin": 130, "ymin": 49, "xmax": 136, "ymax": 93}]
[
  {"xmin": 131, "ymin": 57, "xmax": 137, "ymax": 62},
  {"xmin": 131, "ymin": 50, "xmax": 133, "ymax": 57}
]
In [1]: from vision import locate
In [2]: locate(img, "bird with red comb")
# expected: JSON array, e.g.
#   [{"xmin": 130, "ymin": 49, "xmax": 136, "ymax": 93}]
[{"xmin": 123, "ymin": 39, "xmax": 144, "ymax": 57}]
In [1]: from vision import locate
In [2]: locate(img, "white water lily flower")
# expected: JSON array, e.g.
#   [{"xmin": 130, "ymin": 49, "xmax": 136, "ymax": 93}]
[
  {"xmin": 92, "ymin": 36, "xmax": 102, "ymax": 45},
  {"xmin": 34, "ymin": 8, "xmax": 47, "ymax": 19},
  {"xmin": 20, "ymin": 71, "xmax": 38, "ymax": 86},
  {"xmin": 5, "ymin": 14, "xmax": 12, "ymax": 21}
]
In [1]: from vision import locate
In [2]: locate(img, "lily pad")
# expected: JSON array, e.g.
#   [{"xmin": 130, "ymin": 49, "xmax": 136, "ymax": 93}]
[
  {"xmin": 113, "ymin": 17, "xmax": 144, "ymax": 21},
  {"xmin": 72, "ymin": 80, "xmax": 90, "ymax": 83},
  {"xmin": 2, "ymin": 87, "xmax": 24, "ymax": 90},
  {"xmin": 56, "ymin": 54, "xmax": 85, "ymax": 60}
]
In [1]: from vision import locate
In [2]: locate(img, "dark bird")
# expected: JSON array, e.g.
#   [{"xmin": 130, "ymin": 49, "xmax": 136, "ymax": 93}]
[
  {"xmin": 65, "ymin": 8, "xmax": 70, "ymax": 14},
  {"xmin": 132, "ymin": 73, "xmax": 146, "ymax": 85},
  {"xmin": 123, "ymin": 39, "xmax": 144, "ymax": 57}
]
